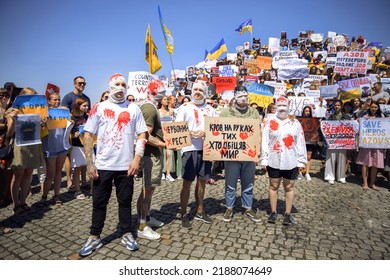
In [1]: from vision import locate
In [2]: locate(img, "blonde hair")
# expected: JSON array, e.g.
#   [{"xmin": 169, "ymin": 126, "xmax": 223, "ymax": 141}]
[{"xmin": 20, "ymin": 87, "xmax": 37, "ymax": 95}]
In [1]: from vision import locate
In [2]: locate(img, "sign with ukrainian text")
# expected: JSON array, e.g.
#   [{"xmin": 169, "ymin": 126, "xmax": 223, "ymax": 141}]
[
  {"xmin": 334, "ymin": 52, "xmax": 368, "ymax": 75},
  {"xmin": 320, "ymin": 120, "xmax": 359, "ymax": 149},
  {"xmin": 358, "ymin": 118, "xmax": 390, "ymax": 149},
  {"xmin": 162, "ymin": 121, "xmax": 191, "ymax": 150},
  {"xmin": 47, "ymin": 108, "xmax": 71, "ymax": 129},
  {"xmin": 246, "ymin": 82, "xmax": 274, "ymax": 108},
  {"xmin": 203, "ymin": 117, "xmax": 261, "ymax": 162},
  {"xmin": 12, "ymin": 95, "xmax": 48, "ymax": 118},
  {"xmin": 212, "ymin": 76, "xmax": 236, "ymax": 94}
]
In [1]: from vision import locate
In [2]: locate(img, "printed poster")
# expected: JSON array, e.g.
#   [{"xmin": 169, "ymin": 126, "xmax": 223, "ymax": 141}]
[
  {"xmin": 12, "ymin": 95, "xmax": 49, "ymax": 118},
  {"xmin": 15, "ymin": 114, "xmax": 41, "ymax": 146},
  {"xmin": 47, "ymin": 108, "xmax": 71, "ymax": 129}
]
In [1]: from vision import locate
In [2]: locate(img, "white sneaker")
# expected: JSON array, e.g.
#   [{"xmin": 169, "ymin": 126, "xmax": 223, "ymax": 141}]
[
  {"xmin": 138, "ymin": 226, "xmax": 161, "ymax": 240},
  {"xmin": 305, "ymin": 174, "xmax": 312, "ymax": 181},
  {"xmin": 297, "ymin": 173, "xmax": 303, "ymax": 180},
  {"xmin": 161, "ymin": 173, "xmax": 165, "ymax": 180},
  {"xmin": 339, "ymin": 178, "xmax": 346, "ymax": 184},
  {"xmin": 166, "ymin": 174, "xmax": 175, "ymax": 182},
  {"xmin": 328, "ymin": 180, "xmax": 335, "ymax": 185},
  {"xmin": 146, "ymin": 216, "xmax": 164, "ymax": 228}
]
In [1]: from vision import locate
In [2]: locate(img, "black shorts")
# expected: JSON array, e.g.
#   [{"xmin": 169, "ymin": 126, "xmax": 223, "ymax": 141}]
[
  {"xmin": 182, "ymin": 150, "xmax": 212, "ymax": 181},
  {"xmin": 267, "ymin": 166, "xmax": 299, "ymax": 180}
]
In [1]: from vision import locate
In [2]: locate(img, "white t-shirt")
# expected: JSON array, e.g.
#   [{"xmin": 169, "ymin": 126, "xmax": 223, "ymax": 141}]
[
  {"xmin": 84, "ymin": 101, "xmax": 147, "ymax": 171},
  {"xmin": 175, "ymin": 102, "xmax": 216, "ymax": 152},
  {"xmin": 260, "ymin": 115, "xmax": 307, "ymax": 170}
]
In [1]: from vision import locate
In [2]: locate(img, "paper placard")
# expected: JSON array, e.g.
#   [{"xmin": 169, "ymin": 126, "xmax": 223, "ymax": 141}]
[
  {"xmin": 162, "ymin": 121, "xmax": 191, "ymax": 150},
  {"xmin": 47, "ymin": 108, "xmax": 70, "ymax": 129},
  {"xmin": 203, "ymin": 117, "xmax": 261, "ymax": 162},
  {"xmin": 321, "ymin": 120, "xmax": 359, "ymax": 149},
  {"xmin": 12, "ymin": 95, "xmax": 48, "ymax": 118},
  {"xmin": 358, "ymin": 118, "xmax": 390, "ymax": 149}
]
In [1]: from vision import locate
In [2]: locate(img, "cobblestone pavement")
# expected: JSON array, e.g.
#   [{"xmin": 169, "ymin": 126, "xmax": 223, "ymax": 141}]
[{"xmin": 1, "ymin": 164, "xmax": 390, "ymax": 260}]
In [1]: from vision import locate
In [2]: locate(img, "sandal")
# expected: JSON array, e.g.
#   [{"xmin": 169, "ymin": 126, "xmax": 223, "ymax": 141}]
[
  {"xmin": 53, "ymin": 195, "xmax": 63, "ymax": 206},
  {"xmin": 75, "ymin": 192, "xmax": 86, "ymax": 200},
  {"xmin": 2, "ymin": 227, "xmax": 13, "ymax": 235},
  {"xmin": 370, "ymin": 185, "xmax": 380, "ymax": 191}
]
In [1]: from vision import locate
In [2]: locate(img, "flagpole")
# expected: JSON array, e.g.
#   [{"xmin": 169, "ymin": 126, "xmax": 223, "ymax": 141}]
[{"xmin": 168, "ymin": 53, "xmax": 177, "ymax": 86}]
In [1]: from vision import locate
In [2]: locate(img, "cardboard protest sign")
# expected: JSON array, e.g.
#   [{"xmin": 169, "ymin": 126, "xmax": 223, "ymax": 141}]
[
  {"xmin": 277, "ymin": 59, "xmax": 309, "ymax": 80},
  {"xmin": 320, "ymin": 120, "xmax": 359, "ymax": 149},
  {"xmin": 246, "ymin": 82, "xmax": 274, "ymax": 108},
  {"xmin": 297, "ymin": 117, "xmax": 321, "ymax": 144},
  {"xmin": 127, "ymin": 71, "xmax": 156, "ymax": 100},
  {"xmin": 45, "ymin": 83, "xmax": 60, "ymax": 99},
  {"xmin": 334, "ymin": 52, "xmax": 368, "ymax": 75},
  {"xmin": 203, "ymin": 117, "xmax": 261, "ymax": 161},
  {"xmin": 15, "ymin": 114, "xmax": 41, "ymax": 146},
  {"xmin": 162, "ymin": 121, "xmax": 191, "ymax": 150},
  {"xmin": 256, "ymin": 56, "xmax": 272, "ymax": 70},
  {"xmin": 358, "ymin": 117, "xmax": 390, "ymax": 149},
  {"xmin": 211, "ymin": 76, "xmax": 236, "ymax": 94},
  {"xmin": 12, "ymin": 95, "xmax": 48, "ymax": 117},
  {"xmin": 288, "ymin": 96, "xmax": 316, "ymax": 116},
  {"xmin": 47, "ymin": 108, "xmax": 71, "ymax": 129},
  {"xmin": 243, "ymin": 59, "xmax": 260, "ymax": 75}
]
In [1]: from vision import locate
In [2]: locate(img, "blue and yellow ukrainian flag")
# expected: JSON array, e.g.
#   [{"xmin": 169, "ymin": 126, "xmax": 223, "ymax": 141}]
[
  {"xmin": 235, "ymin": 19, "xmax": 252, "ymax": 35},
  {"xmin": 158, "ymin": 6, "xmax": 174, "ymax": 55},
  {"xmin": 206, "ymin": 38, "xmax": 228, "ymax": 60}
]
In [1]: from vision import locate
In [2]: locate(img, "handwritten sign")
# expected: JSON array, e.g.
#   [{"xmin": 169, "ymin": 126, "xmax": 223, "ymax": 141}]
[
  {"xmin": 320, "ymin": 120, "xmax": 359, "ymax": 149},
  {"xmin": 211, "ymin": 76, "xmax": 236, "ymax": 94},
  {"xmin": 219, "ymin": 65, "xmax": 237, "ymax": 77},
  {"xmin": 256, "ymin": 56, "xmax": 272, "ymax": 70},
  {"xmin": 12, "ymin": 95, "xmax": 48, "ymax": 117},
  {"xmin": 47, "ymin": 108, "xmax": 71, "ymax": 129},
  {"xmin": 297, "ymin": 117, "xmax": 321, "ymax": 144},
  {"xmin": 203, "ymin": 117, "xmax": 261, "ymax": 161},
  {"xmin": 334, "ymin": 52, "xmax": 368, "ymax": 75},
  {"xmin": 358, "ymin": 118, "xmax": 390, "ymax": 149},
  {"xmin": 162, "ymin": 121, "xmax": 191, "ymax": 150},
  {"xmin": 288, "ymin": 96, "xmax": 316, "ymax": 116},
  {"xmin": 127, "ymin": 71, "xmax": 157, "ymax": 100}
]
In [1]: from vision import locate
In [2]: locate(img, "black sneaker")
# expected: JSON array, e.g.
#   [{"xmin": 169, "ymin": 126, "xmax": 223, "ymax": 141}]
[
  {"xmin": 267, "ymin": 212, "xmax": 278, "ymax": 224},
  {"xmin": 244, "ymin": 209, "xmax": 262, "ymax": 223},
  {"xmin": 194, "ymin": 212, "xmax": 213, "ymax": 224},
  {"xmin": 223, "ymin": 208, "xmax": 233, "ymax": 222},
  {"xmin": 282, "ymin": 213, "xmax": 293, "ymax": 226},
  {"xmin": 181, "ymin": 214, "xmax": 192, "ymax": 228}
]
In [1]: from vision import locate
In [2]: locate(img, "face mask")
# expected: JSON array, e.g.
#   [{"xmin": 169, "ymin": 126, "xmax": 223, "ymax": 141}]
[
  {"xmin": 108, "ymin": 86, "xmax": 126, "ymax": 104},
  {"xmin": 191, "ymin": 95, "xmax": 205, "ymax": 106},
  {"xmin": 235, "ymin": 96, "xmax": 248, "ymax": 106},
  {"xmin": 276, "ymin": 106, "xmax": 289, "ymax": 119}
]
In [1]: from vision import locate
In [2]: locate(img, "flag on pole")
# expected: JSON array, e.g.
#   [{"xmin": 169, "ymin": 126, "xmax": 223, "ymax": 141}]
[
  {"xmin": 158, "ymin": 6, "xmax": 174, "ymax": 55},
  {"xmin": 145, "ymin": 25, "xmax": 162, "ymax": 74},
  {"xmin": 235, "ymin": 19, "xmax": 252, "ymax": 35},
  {"xmin": 206, "ymin": 38, "xmax": 228, "ymax": 60}
]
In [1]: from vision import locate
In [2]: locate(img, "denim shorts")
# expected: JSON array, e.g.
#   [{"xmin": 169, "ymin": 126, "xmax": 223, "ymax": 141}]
[{"xmin": 44, "ymin": 149, "xmax": 68, "ymax": 159}]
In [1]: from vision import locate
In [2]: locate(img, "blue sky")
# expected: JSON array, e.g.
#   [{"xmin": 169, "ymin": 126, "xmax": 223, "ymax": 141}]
[{"xmin": 1, "ymin": 0, "xmax": 389, "ymax": 104}]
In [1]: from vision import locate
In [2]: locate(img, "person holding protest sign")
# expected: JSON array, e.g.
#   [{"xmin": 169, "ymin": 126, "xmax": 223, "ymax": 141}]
[
  {"xmin": 220, "ymin": 86, "xmax": 262, "ymax": 223},
  {"xmin": 323, "ymin": 100, "xmax": 352, "ymax": 185},
  {"xmin": 260, "ymin": 96, "xmax": 307, "ymax": 226},
  {"xmin": 6, "ymin": 87, "xmax": 45, "ymax": 215},
  {"xmin": 79, "ymin": 73, "xmax": 147, "ymax": 256},
  {"xmin": 356, "ymin": 101, "xmax": 385, "ymax": 191},
  {"xmin": 136, "ymin": 79, "xmax": 167, "ymax": 240},
  {"xmin": 39, "ymin": 92, "xmax": 69, "ymax": 206},
  {"xmin": 175, "ymin": 80, "xmax": 216, "ymax": 228}
]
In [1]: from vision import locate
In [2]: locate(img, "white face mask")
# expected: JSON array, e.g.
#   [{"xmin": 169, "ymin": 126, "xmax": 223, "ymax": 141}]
[
  {"xmin": 235, "ymin": 96, "xmax": 248, "ymax": 107},
  {"xmin": 276, "ymin": 106, "xmax": 289, "ymax": 119}
]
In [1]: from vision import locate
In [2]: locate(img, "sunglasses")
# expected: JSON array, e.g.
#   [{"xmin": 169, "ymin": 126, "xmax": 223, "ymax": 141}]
[
  {"xmin": 206, "ymin": 102, "xmax": 213, "ymax": 105},
  {"xmin": 77, "ymin": 82, "xmax": 87, "ymax": 86},
  {"xmin": 103, "ymin": 96, "xmax": 109, "ymax": 100},
  {"xmin": 0, "ymin": 95, "xmax": 10, "ymax": 98},
  {"xmin": 128, "ymin": 98, "xmax": 135, "ymax": 102}
]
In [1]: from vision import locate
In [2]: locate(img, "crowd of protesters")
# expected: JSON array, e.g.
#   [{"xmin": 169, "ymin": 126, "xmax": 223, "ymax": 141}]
[{"xmin": 0, "ymin": 31, "xmax": 389, "ymax": 255}]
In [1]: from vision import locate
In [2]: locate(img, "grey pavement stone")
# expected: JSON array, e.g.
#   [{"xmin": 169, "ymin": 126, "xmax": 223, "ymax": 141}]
[{"xmin": 1, "ymin": 163, "xmax": 390, "ymax": 260}]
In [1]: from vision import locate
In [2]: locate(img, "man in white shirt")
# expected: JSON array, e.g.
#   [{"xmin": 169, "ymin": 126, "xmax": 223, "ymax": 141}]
[
  {"xmin": 175, "ymin": 80, "xmax": 216, "ymax": 228},
  {"xmin": 79, "ymin": 73, "xmax": 148, "ymax": 257}
]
